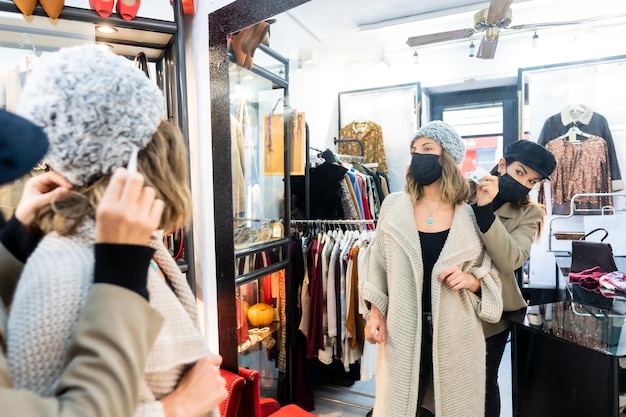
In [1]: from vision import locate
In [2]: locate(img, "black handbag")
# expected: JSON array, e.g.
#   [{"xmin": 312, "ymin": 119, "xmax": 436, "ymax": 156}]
[{"xmin": 570, "ymin": 228, "xmax": 618, "ymax": 274}]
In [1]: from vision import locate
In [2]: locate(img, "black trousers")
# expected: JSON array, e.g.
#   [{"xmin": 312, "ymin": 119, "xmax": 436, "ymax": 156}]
[
  {"xmin": 416, "ymin": 313, "xmax": 435, "ymax": 417},
  {"xmin": 485, "ymin": 329, "xmax": 510, "ymax": 417}
]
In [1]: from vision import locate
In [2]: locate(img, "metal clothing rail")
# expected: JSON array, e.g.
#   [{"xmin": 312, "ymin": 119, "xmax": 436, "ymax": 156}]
[
  {"xmin": 548, "ymin": 191, "xmax": 626, "ymax": 251},
  {"xmin": 334, "ymin": 137, "xmax": 365, "ymax": 157},
  {"xmin": 290, "ymin": 219, "xmax": 375, "ymax": 224}
]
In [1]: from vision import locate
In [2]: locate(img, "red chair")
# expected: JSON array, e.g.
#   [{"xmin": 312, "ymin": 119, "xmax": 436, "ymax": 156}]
[
  {"xmin": 219, "ymin": 369, "xmax": 246, "ymax": 417},
  {"xmin": 235, "ymin": 367, "xmax": 315, "ymax": 417}
]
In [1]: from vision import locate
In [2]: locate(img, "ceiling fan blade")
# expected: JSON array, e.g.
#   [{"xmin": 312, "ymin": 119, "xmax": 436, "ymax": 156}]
[
  {"xmin": 476, "ymin": 36, "xmax": 499, "ymax": 59},
  {"xmin": 406, "ymin": 28, "xmax": 474, "ymax": 47},
  {"xmin": 486, "ymin": 0, "xmax": 514, "ymax": 24},
  {"xmin": 509, "ymin": 21, "xmax": 584, "ymax": 30}
]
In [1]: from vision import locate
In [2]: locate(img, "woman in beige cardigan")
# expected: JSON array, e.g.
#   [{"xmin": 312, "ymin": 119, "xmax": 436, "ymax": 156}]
[
  {"xmin": 6, "ymin": 45, "xmax": 225, "ymax": 417},
  {"xmin": 362, "ymin": 121, "xmax": 502, "ymax": 417}
]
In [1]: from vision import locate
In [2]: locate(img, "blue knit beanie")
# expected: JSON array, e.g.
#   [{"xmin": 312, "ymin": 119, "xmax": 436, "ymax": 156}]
[{"xmin": 413, "ymin": 120, "xmax": 466, "ymax": 165}]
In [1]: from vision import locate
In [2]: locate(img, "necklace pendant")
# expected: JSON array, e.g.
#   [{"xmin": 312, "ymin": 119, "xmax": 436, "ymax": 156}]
[{"xmin": 425, "ymin": 216, "xmax": 435, "ymax": 227}]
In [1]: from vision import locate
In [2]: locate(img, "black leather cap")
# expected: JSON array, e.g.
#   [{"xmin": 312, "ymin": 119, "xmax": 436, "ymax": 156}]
[
  {"xmin": 503, "ymin": 140, "xmax": 556, "ymax": 180},
  {"xmin": 0, "ymin": 109, "xmax": 49, "ymax": 185}
]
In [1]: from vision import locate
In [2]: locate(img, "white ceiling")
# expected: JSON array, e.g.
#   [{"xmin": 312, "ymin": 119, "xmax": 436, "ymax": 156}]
[{"xmin": 267, "ymin": 0, "xmax": 626, "ymax": 63}]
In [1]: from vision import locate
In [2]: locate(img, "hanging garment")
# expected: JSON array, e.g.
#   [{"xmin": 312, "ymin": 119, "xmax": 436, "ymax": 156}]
[
  {"xmin": 538, "ymin": 105, "xmax": 623, "ymax": 192},
  {"xmin": 541, "ymin": 136, "xmax": 612, "ymax": 214},
  {"xmin": 339, "ymin": 120, "xmax": 388, "ymax": 173},
  {"xmin": 231, "ymin": 114, "xmax": 246, "ymax": 217}
]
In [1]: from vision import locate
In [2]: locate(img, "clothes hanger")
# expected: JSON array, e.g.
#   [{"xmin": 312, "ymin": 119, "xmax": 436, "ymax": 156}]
[
  {"xmin": 558, "ymin": 125, "xmax": 591, "ymax": 143},
  {"xmin": 18, "ymin": 33, "xmax": 40, "ymax": 74}
]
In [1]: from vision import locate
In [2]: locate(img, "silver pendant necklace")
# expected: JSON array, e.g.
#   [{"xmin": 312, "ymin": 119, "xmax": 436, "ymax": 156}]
[{"xmin": 425, "ymin": 216, "xmax": 435, "ymax": 227}]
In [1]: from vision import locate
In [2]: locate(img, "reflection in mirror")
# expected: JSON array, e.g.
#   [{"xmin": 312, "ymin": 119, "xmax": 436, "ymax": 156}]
[{"xmin": 229, "ymin": 33, "xmax": 288, "ymax": 249}]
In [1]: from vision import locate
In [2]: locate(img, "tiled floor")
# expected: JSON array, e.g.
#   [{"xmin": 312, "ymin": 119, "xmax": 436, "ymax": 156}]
[{"xmin": 311, "ymin": 339, "xmax": 513, "ymax": 417}]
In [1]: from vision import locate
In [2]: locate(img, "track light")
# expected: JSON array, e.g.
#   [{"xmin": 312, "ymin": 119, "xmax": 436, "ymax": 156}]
[
  {"xmin": 469, "ymin": 41, "xmax": 475, "ymax": 58},
  {"xmin": 413, "ymin": 49, "xmax": 419, "ymax": 64},
  {"xmin": 532, "ymin": 32, "xmax": 539, "ymax": 47}
]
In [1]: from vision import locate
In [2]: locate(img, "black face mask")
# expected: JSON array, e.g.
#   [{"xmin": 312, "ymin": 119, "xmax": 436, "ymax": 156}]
[
  {"xmin": 497, "ymin": 173, "xmax": 531, "ymax": 202},
  {"xmin": 409, "ymin": 153, "xmax": 442, "ymax": 186}
]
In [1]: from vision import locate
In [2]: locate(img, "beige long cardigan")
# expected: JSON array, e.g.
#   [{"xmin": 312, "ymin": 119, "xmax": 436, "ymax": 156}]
[{"xmin": 361, "ymin": 192, "xmax": 502, "ymax": 417}]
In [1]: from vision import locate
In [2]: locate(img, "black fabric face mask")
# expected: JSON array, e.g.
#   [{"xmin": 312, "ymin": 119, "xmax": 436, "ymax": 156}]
[
  {"xmin": 497, "ymin": 173, "xmax": 531, "ymax": 202},
  {"xmin": 409, "ymin": 153, "xmax": 442, "ymax": 186}
]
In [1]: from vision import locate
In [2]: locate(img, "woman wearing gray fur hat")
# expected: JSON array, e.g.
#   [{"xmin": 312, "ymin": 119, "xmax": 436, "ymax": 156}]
[
  {"xmin": 361, "ymin": 120, "xmax": 503, "ymax": 417},
  {"xmin": 469, "ymin": 139, "xmax": 556, "ymax": 417},
  {"xmin": 6, "ymin": 45, "xmax": 225, "ymax": 417},
  {"xmin": 0, "ymin": 108, "xmax": 170, "ymax": 417}
]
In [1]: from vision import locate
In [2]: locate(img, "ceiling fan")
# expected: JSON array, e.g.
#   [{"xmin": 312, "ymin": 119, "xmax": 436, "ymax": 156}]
[{"xmin": 405, "ymin": 0, "xmax": 586, "ymax": 59}]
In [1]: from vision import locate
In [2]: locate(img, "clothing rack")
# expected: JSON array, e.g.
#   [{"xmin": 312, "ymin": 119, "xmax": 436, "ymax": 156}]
[{"xmin": 290, "ymin": 220, "xmax": 376, "ymax": 409}]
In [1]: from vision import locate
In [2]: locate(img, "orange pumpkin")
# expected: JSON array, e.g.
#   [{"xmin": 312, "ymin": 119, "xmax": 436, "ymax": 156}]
[{"xmin": 247, "ymin": 302, "xmax": 274, "ymax": 326}]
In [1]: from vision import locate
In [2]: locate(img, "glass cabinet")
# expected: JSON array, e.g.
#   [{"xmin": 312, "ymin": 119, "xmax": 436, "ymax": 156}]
[{"xmin": 228, "ymin": 42, "xmax": 291, "ymax": 397}]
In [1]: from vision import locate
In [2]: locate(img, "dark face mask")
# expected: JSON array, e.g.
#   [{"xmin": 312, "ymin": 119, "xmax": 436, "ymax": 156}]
[
  {"xmin": 497, "ymin": 173, "xmax": 531, "ymax": 202},
  {"xmin": 409, "ymin": 152, "xmax": 442, "ymax": 186}
]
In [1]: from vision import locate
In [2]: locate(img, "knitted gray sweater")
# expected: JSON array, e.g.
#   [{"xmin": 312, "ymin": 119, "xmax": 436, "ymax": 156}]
[{"xmin": 7, "ymin": 220, "xmax": 213, "ymax": 417}]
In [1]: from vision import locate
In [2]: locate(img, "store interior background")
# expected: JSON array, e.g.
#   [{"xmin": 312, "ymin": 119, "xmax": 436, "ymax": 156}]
[
  {"xmin": 2, "ymin": 0, "xmax": 626, "ymax": 348},
  {"xmin": 209, "ymin": 0, "xmax": 626, "ymax": 291}
]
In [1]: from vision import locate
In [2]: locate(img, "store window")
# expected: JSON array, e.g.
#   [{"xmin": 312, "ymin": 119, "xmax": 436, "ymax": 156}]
[
  {"xmin": 429, "ymin": 85, "xmax": 518, "ymax": 176},
  {"xmin": 442, "ymin": 102, "xmax": 502, "ymax": 175}
]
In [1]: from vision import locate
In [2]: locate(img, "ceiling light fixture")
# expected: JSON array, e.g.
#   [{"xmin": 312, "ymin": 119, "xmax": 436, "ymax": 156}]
[
  {"xmin": 95, "ymin": 25, "xmax": 118, "ymax": 34},
  {"xmin": 412, "ymin": 49, "xmax": 419, "ymax": 64},
  {"xmin": 532, "ymin": 32, "xmax": 539, "ymax": 47},
  {"xmin": 469, "ymin": 41, "xmax": 475, "ymax": 58}
]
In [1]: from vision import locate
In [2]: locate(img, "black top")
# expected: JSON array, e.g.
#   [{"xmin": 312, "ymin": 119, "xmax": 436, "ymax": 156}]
[{"xmin": 419, "ymin": 229, "xmax": 449, "ymax": 314}]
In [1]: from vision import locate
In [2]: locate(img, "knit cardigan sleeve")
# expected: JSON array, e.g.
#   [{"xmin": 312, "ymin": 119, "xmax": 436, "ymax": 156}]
[
  {"xmin": 465, "ymin": 246, "xmax": 502, "ymax": 324},
  {"xmin": 362, "ymin": 193, "xmax": 396, "ymax": 316},
  {"xmin": 7, "ymin": 235, "xmax": 94, "ymax": 395},
  {"xmin": 463, "ymin": 206, "xmax": 502, "ymax": 324}
]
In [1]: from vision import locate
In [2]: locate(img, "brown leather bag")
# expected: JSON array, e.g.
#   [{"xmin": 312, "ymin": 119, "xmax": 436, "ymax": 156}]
[{"xmin": 570, "ymin": 228, "xmax": 618, "ymax": 274}]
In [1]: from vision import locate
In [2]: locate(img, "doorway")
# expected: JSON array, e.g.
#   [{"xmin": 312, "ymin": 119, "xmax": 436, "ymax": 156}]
[{"xmin": 429, "ymin": 85, "xmax": 519, "ymax": 175}]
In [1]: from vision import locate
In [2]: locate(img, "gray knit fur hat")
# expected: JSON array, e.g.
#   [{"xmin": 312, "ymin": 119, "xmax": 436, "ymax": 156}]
[
  {"xmin": 17, "ymin": 44, "xmax": 165, "ymax": 187},
  {"xmin": 413, "ymin": 120, "xmax": 466, "ymax": 165}
]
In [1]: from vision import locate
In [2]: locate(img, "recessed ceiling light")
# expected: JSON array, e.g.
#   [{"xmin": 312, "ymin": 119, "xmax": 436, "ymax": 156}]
[{"xmin": 96, "ymin": 25, "xmax": 118, "ymax": 34}]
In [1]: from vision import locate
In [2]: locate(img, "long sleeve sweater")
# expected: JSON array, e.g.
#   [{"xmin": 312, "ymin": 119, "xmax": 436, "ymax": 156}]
[
  {"xmin": 361, "ymin": 192, "xmax": 502, "ymax": 417},
  {"xmin": 6, "ymin": 219, "xmax": 216, "ymax": 417}
]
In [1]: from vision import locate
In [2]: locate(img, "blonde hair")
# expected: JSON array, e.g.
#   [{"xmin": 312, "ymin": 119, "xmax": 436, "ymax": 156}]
[
  {"xmin": 404, "ymin": 150, "xmax": 469, "ymax": 205},
  {"xmin": 35, "ymin": 120, "xmax": 191, "ymax": 236}
]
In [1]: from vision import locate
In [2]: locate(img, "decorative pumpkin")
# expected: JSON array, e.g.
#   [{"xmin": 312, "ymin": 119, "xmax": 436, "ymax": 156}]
[{"xmin": 247, "ymin": 302, "xmax": 274, "ymax": 326}]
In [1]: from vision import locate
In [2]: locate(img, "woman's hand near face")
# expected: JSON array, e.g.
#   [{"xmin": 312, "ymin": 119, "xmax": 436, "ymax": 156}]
[
  {"xmin": 14, "ymin": 171, "xmax": 73, "ymax": 225},
  {"xmin": 365, "ymin": 305, "xmax": 386, "ymax": 344},
  {"xmin": 439, "ymin": 267, "xmax": 481, "ymax": 293},
  {"xmin": 474, "ymin": 174, "xmax": 499, "ymax": 207},
  {"xmin": 96, "ymin": 167, "xmax": 164, "ymax": 245}
]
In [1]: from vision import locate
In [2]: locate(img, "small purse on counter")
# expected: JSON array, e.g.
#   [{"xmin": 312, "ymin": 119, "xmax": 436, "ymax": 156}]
[{"xmin": 570, "ymin": 228, "xmax": 618, "ymax": 274}]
